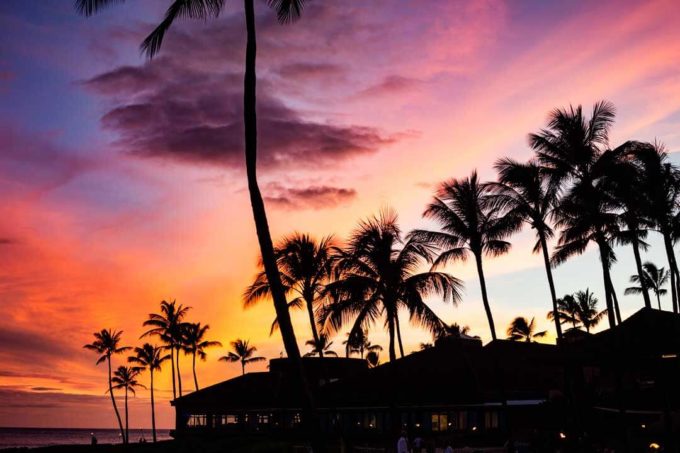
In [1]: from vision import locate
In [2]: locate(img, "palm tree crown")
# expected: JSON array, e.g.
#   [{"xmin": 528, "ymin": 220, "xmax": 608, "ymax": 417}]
[
  {"xmin": 506, "ymin": 317, "xmax": 547, "ymax": 342},
  {"xmin": 182, "ymin": 323, "xmax": 221, "ymax": 391},
  {"xmin": 128, "ymin": 343, "xmax": 169, "ymax": 443},
  {"xmin": 84, "ymin": 329, "xmax": 130, "ymax": 364},
  {"xmin": 219, "ymin": 339, "xmax": 266, "ymax": 375},
  {"xmin": 304, "ymin": 333, "xmax": 338, "ymax": 357},
  {"xmin": 626, "ymin": 262, "xmax": 670, "ymax": 310},
  {"xmin": 572, "ymin": 289, "xmax": 607, "ymax": 333}
]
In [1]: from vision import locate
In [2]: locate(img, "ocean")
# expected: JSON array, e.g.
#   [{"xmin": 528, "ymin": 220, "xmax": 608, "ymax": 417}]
[{"xmin": 0, "ymin": 428, "xmax": 172, "ymax": 449}]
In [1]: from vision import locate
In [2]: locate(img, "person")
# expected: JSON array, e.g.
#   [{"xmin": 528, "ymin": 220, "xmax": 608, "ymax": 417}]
[
  {"xmin": 397, "ymin": 430, "xmax": 409, "ymax": 453},
  {"xmin": 90, "ymin": 433, "xmax": 97, "ymax": 446},
  {"xmin": 444, "ymin": 444, "xmax": 454, "ymax": 453},
  {"xmin": 413, "ymin": 435, "xmax": 424, "ymax": 452}
]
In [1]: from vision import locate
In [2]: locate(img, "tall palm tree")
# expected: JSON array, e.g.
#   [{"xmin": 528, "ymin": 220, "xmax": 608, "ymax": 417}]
[
  {"xmin": 626, "ymin": 262, "xmax": 670, "ymax": 310},
  {"xmin": 219, "ymin": 339, "xmax": 266, "ymax": 375},
  {"xmin": 634, "ymin": 142, "xmax": 680, "ymax": 312},
  {"xmin": 304, "ymin": 333, "xmax": 338, "ymax": 357},
  {"xmin": 491, "ymin": 158, "xmax": 563, "ymax": 339},
  {"xmin": 83, "ymin": 329, "xmax": 130, "ymax": 443},
  {"xmin": 128, "ymin": 343, "xmax": 169, "ymax": 443},
  {"xmin": 111, "ymin": 366, "xmax": 145, "ymax": 444},
  {"xmin": 74, "ymin": 0, "xmax": 317, "ymax": 434},
  {"xmin": 410, "ymin": 172, "xmax": 522, "ymax": 341},
  {"xmin": 182, "ymin": 323, "xmax": 222, "ymax": 391},
  {"xmin": 531, "ymin": 101, "xmax": 622, "ymax": 328},
  {"xmin": 244, "ymin": 233, "xmax": 334, "ymax": 356},
  {"xmin": 343, "ymin": 328, "xmax": 382, "ymax": 359},
  {"xmin": 573, "ymin": 289, "xmax": 607, "ymax": 333},
  {"xmin": 506, "ymin": 317, "xmax": 547, "ymax": 342},
  {"xmin": 142, "ymin": 300, "xmax": 190, "ymax": 399},
  {"xmin": 321, "ymin": 211, "xmax": 463, "ymax": 362},
  {"xmin": 547, "ymin": 294, "xmax": 580, "ymax": 331}
]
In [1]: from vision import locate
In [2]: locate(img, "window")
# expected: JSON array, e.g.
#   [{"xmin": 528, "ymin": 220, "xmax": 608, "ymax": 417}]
[
  {"xmin": 449, "ymin": 411, "xmax": 467, "ymax": 430},
  {"xmin": 258, "ymin": 414, "xmax": 270, "ymax": 425},
  {"xmin": 216, "ymin": 414, "xmax": 238, "ymax": 425},
  {"xmin": 431, "ymin": 413, "xmax": 448, "ymax": 432},
  {"xmin": 484, "ymin": 411, "xmax": 499, "ymax": 429},
  {"xmin": 186, "ymin": 414, "xmax": 207, "ymax": 427}
]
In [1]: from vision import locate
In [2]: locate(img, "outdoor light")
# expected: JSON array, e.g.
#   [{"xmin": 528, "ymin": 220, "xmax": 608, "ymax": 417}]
[
  {"xmin": 649, "ymin": 443, "xmax": 661, "ymax": 451},
  {"xmin": 661, "ymin": 354, "xmax": 677, "ymax": 359},
  {"xmin": 559, "ymin": 432, "xmax": 566, "ymax": 439},
  {"xmin": 471, "ymin": 426, "xmax": 477, "ymax": 431},
  {"xmin": 641, "ymin": 424, "xmax": 646, "ymax": 429},
  {"xmin": 415, "ymin": 423, "xmax": 420, "ymax": 428}
]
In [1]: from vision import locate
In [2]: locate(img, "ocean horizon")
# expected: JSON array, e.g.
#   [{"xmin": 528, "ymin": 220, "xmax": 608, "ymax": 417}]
[{"xmin": 0, "ymin": 427, "xmax": 172, "ymax": 449}]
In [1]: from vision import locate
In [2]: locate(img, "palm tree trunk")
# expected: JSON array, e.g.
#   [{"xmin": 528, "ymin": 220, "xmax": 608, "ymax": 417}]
[
  {"xmin": 474, "ymin": 251, "xmax": 497, "ymax": 341},
  {"xmin": 241, "ymin": 360, "xmax": 245, "ymax": 376},
  {"xmin": 169, "ymin": 347, "xmax": 176, "ymax": 400},
  {"xmin": 176, "ymin": 346, "xmax": 183, "ymax": 397},
  {"xmin": 150, "ymin": 370, "xmax": 157, "ymax": 443},
  {"xmin": 656, "ymin": 291, "xmax": 662, "ymax": 310},
  {"xmin": 596, "ymin": 240, "xmax": 617, "ymax": 328},
  {"xmin": 609, "ymin": 277, "xmax": 622, "ymax": 325},
  {"xmin": 630, "ymin": 234, "xmax": 652, "ymax": 308},
  {"xmin": 305, "ymin": 297, "xmax": 323, "ymax": 358},
  {"xmin": 192, "ymin": 351, "xmax": 199, "ymax": 391},
  {"xmin": 395, "ymin": 312, "xmax": 405, "ymax": 358},
  {"xmin": 662, "ymin": 232, "xmax": 679, "ymax": 313},
  {"xmin": 124, "ymin": 386, "xmax": 129, "ymax": 444},
  {"xmin": 387, "ymin": 314, "xmax": 397, "ymax": 362},
  {"xmin": 539, "ymin": 233, "xmax": 562, "ymax": 339},
  {"xmin": 107, "ymin": 357, "xmax": 125, "ymax": 443}
]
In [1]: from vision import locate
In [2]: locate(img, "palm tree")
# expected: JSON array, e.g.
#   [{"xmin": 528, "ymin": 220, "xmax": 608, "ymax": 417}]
[
  {"xmin": 626, "ymin": 262, "xmax": 670, "ymax": 310},
  {"xmin": 410, "ymin": 172, "xmax": 522, "ymax": 341},
  {"xmin": 182, "ymin": 323, "xmax": 222, "ymax": 391},
  {"xmin": 321, "ymin": 211, "xmax": 463, "ymax": 362},
  {"xmin": 419, "ymin": 342, "xmax": 434, "ymax": 350},
  {"xmin": 219, "ymin": 339, "xmax": 266, "ymax": 375},
  {"xmin": 573, "ymin": 289, "xmax": 607, "ymax": 333},
  {"xmin": 366, "ymin": 350, "xmax": 381, "ymax": 368},
  {"xmin": 506, "ymin": 317, "xmax": 547, "ymax": 342},
  {"xmin": 111, "ymin": 366, "xmax": 145, "ymax": 444},
  {"xmin": 244, "ymin": 234, "xmax": 334, "ymax": 356},
  {"xmin": 128, "ymin": 343, "xmax": 169, "ymax": 443},
  {"xmin": 531, "ymin": 101, "xmax": 622, "ymax": 328},
  {"xmin": 491, "ymin": 158, "xmax": 563, "ymax": 338},
  {"xmin": 343, "ymin": 329, "xmax": 383, "ymax": 359},
  {"xmin": 83, "ymin": 329, "xmax": 130, "ymax": 443},
  {"xmin": 74, "ymin": 0, "xmax": 316, "ymax": 434},
  {"xmin": 547, "ymin": 294, "xmax": 581, "ymax": 331},
  {"xmin": 142, "ymin": 300, "xmax": 190, "ymax": 399},
  {"xmin": 441, "ymin": 322, "xmax": 473, "ymax": 338},
  {"xmin": 304, "ymin": 333, "xmax": 338, "ymax": 357}
]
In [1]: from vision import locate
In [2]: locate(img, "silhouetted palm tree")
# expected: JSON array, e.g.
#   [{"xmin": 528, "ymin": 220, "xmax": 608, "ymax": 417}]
[
  {"xmin": 219, "ymin": 339, "xmax": 266, "ymax": 375},
  {"xmin": 244, "ymin": 234, "xmax": 334, "ymax": 356},
  {"xmin": 83, "ymin": 329, "xmax": 130, "ymax": 443},
  {"xmin": 182, "ymin": 323, "xmax": 222, "ymax": 391},
  {"xmin": 573, "ymin": 289, "xmax": 607, "ymax": 333},
  {"xmin": 142, "ymin": 300, "xmax": 190, "ymax": 399},
  {"xmin": 531, "ymin": 101, "xmax": 621, "ymax": 327},
  {"xmin": 74, "ymin": 0, "xmax": 316, "ymax": 433},
  {"xmin": 128, "ymin": 343, "xmax": 169, "ymax": 443},
  {"xmin": 304, "ymin": 333, "xmax": 338, "ymax": 357},
  {"xmin": 506, "ymin": 317, "xmax": 547, "ymax": 342},
  {"xmin": 626, "ymin": 262, "xmax": 670, "ymax": 310},
  {"xmin": 111, "ymin": 366, "xmax": 145, "ymax": 444},
  {"xmin": 547, "ymin": 294, "xmax": 580, "ymax": 331},
  {"xmin": 321, "ymin": 211, "xmax": 463, "ymax": 361},
  {"xmin": 441, "ymin": 323, "xmax": 473, "ymax": 338},
  {"xmin": 411, "ymin": 172, "xmax": 522, "ymax": 340},
  {"xmin": 419, "ymin": 342, "xmax": 434, "ymax": 350},
  {"xmin": 366, "ymin": 350, "xmax": 381, "ymax": 368},
  {"xmin": 343, "ymin": 328, "xmax": 383, "ymax": 359},
  {"xmin": 492, "ymin": 158, "xmax": 563, "ymax": 338}
]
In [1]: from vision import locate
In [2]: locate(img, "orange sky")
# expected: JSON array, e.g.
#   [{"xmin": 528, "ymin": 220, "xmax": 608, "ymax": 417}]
[{"xmin": 2, "ymin": 0, "xmax": 680, "ymax": 429}]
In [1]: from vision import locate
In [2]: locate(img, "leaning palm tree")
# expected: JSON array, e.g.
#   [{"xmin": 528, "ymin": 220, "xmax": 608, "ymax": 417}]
[
  {"xmin": 547, "ymin": 294, "xmax": 581, "ymax": 331},
  {"xmin": 506, "ymin": 317, "xmax": 547, "ymax": 342},
  {"xmin": 182, "ymin": 323, "xmax": 222, "ymax": 391},
  {"xmin": 244, "ymin": 234, "xmax": 334, "ymax": 356},
  {"xmin": 410, "ymin": 172, "xmax": 522, "ymax": 341},
  {"xmin": 219, "ymin": 339, "xmax": 266, "ymax": 376},
  {"xmin": 111, "ymin": 366, "xmax": 145, "ymax": 444},
  {"xmin": 74, "ymin": 0, "xmax": 316, "ymax": 432},
  {"xmin": 491, "ymin": 159, "xmax": 563, "ymax": 338},
  {"xmin": 321, "ymin": 211, "xmax": 463, "ymax": 362},
  {"xmin": 530, "ymin": 101, "xmax": 622, "ymax": 327},
  {"xmin": 626, "ymin": 262, "xmax": 670, "ymax": 310},
  {"xmin": 128, "ymin": 343, "xmax": 169, "ymax": 443},
  {"xmin": 304, "ymin": 333, "xmax": 338, "ymax": 357},
  {"xmin": 573, "ymin": 289, "xmax": 607, "ymax": 333},
  {"xmin": 83, "ymin": 329, "xmax": 130, "ymax": 443},
  {"xmin": 142, "ymin": 300, "xmax": 190, "ymax": 399}
]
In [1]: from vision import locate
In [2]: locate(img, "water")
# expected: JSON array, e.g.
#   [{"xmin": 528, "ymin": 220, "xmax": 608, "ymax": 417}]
[{"xmin": 0, "ymin": 428, "xmax": 172, "ymax": 449}]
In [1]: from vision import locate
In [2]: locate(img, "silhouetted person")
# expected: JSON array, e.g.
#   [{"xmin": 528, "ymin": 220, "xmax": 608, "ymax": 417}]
[
  {"xmin": 397, "ymin": 430, "xmax": 409, "ymax": 453},
  {"xmin": 90, "ymin": 433, "xmax": 97, "ymax": 446}
]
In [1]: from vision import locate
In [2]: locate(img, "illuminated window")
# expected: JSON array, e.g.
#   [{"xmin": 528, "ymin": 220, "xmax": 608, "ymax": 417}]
[
  {"xmin": 484, "ymin": 411, "xmax": 499, "ymax": 429},
  {"xmin": 187, "ymin": 414, "xmax": 207, "ymax": 427},
  {"xmin": 258, "ymin": 414, "xmax": 270, "ymax": 424}
]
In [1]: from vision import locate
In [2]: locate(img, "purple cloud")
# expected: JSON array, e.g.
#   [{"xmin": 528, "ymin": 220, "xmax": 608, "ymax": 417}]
[{"xmin": 265, "ymin": 184, "xmax": 356, "ymax": 210}]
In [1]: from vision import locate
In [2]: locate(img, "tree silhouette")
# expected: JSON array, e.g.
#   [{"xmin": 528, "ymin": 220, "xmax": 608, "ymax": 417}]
[
  {"xmin": 411, "ymin": 172, "xmax": 522, "ymax": 340},
  {"xmin": 111, "ymin": 366, "xmax": 145, "ymax": 444},
  {"xmin": 491, "ymin": 158, "xmax": 563, "ymax": 339},
  {"xmin": 573, "ymin": 289, "xmax": 607, "ymax": 333},
  {"xmin": 625, "ymin": 262, "xmax": 670, "ymax": 310},
  {"xmin": 321, "ymin": 211, "xmax": 462, "ymax": 362},
  {"xmin": 343, "ymin": 328, "xmax": 382, "ymax": 359},
  {"xmin": 219, "ymin": 339, "xmax": 266, "ymax": 375},
  {"xmin": 366, "ymin": 350, "xmax": 381, "ymax": 368},
  {"xmin": 304, "ymin": 333, "xmax": 338, "ymax": 357},
  {"xmin": 128, "ymin": 343, "xmax": 169, "ymax": 443},
  {"xmin": 244, "ymin": 233, "xmax": 334, "ymax": 356},
  {"xmin": 182, "ymin": 323, "xmax": 221, "ymax": 391},
  {"xmin": 506, "ymin": 317, "xmax": 547, "ymax": 342},
  {"xmin": 547, "ymin": 294, "xmax": 580, "ymax": 331},
  {"xmin": 83, "ymin": 329, "xmax": 130, "ymax": 443},
  {"xmin": 142, "ymin": 300, "xmax": 190, "ymax": 399}
]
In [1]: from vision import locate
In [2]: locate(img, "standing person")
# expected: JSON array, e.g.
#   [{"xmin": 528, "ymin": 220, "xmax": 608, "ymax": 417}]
[{"xmin": 397, "ymin": 430, "xmax": 409, "ymax": 453}]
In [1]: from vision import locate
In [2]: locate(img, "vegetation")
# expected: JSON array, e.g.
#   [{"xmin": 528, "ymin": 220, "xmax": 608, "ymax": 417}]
[
  {"xmin": 128, "ymin": 343, "xmax": 170, "ymax": 442},
  {"xmin": 219, "ymin": 339, "xmax": 266, "ymax": 375},
  {"xmin": 304, "ymin": 333, "xmax": 338, "ymax": 357},
  {"xmin": 111, "ymin": 366, "xmax": 145, "ymax": 444},
  {"xmin": 182, "ymin": 323, "xmax": 221, "ymax": 391},
  {"xmin": 626, "ymin": 261, "xmax": 671, "ymax": 310},
  {"xmin": 506, "ymin": 317, "xmax": 547, "ymax": 342}
]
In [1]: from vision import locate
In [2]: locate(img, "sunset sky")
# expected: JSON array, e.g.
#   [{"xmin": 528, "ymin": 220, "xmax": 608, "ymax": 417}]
[{"xmin": 2, "ymin": 0, "xmax": 680, "ymax": 429}]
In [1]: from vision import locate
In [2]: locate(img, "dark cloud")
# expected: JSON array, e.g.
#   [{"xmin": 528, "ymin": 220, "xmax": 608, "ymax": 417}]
[
  {"xmin": 265, "ymin": 184, "xmax": 356, "ymax": 210},
  {"xmin": 0, "ymin": 238, "xmax": 16, "ymax": 245},
  {"xmin": 0, "ymin": 324, "xmax": 80, "ymax": 367},
  {"xmin": 31, "ymin": 387, "xmax": 61, "ymax": 392},
  {"xmin": 358, "ymin": 75, "xmax": 422, "ymax": 97}
]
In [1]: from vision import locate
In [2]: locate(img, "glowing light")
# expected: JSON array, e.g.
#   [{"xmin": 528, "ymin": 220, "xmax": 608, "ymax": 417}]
[
  {"xmin": 641, "ymin": 424, "xmax": 646, "ymax": 429},
  {"xmin": 559, "ymin": 432, "xmax": 566, "ymax": 439},
  {"xmin": 471, "ymin": 426, "xmax": 477, "ymax": 431},
  {"xmin": 649, "ymin": 443, "xmax": 661, "ymax": 451},
  {"xmin": 661, "ymin": 354, "xmax": 677, "ymax": 359}
]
